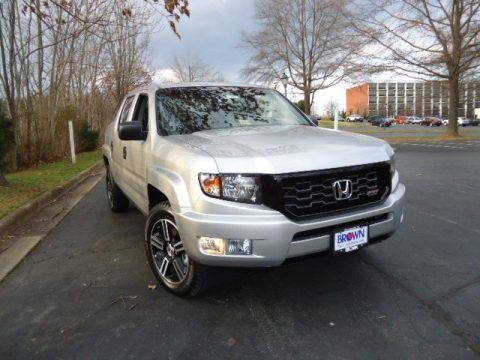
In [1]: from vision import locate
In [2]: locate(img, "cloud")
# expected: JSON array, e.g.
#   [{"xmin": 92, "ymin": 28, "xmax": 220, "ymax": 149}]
[
  {"xmin": 150, "ymin": 0, "xmax": 257, "ymax": 82},
  {"xmin": 148, "ymin": 1, "xmax": 349, "ymax": 112},
  {"xmin": 152, "ymin": 69, "xmax": 177, "ymax": 84}
]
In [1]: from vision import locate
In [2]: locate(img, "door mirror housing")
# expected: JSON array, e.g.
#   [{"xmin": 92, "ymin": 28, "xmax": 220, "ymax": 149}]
[{"xmin": 118, "ymin": 122, "xmax": 147, "ymax": 141}]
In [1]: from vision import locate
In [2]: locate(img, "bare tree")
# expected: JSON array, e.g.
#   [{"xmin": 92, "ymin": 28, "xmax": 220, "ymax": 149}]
[
  {"xmin": 348, "ymin": 0, "xmax": 480, "ymax": 136},
  {"xmin": 324, "ymin": 100, "xmax": 339, "ymax": 118},
  {"xmin": 0, "ymin": 0, "xmax": 191, "ymax": 168},
  {"xmin": 0, "ymin": 0, "xmax": 22, "ymax": 170},
  {"xmin": 241, "ymin": 0, "xmax": 354, "ymax": 114},
  {"xmin": 100, "ymin": 1, "xmax": 153, "ymax": 105},
  {"xmin": 171, "ymin": 52, "xmax": 225, "ymax": 82}
]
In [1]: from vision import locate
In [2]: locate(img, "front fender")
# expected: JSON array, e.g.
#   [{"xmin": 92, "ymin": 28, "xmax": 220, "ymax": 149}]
[{"xmin": 146, "ymin": 166, "xmax": 191, "ymax": 213}]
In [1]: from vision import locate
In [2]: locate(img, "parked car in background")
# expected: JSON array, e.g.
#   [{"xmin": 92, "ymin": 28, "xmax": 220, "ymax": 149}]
[
  {"xmin": 442, "ymin": 118, "xmax": 449, "ymax": 126},
  {"xmin": 385, "ymin": 117, "xmax": 395, "ymax": 125},
  {"xmin": 368, "ymin": 115, "xmax": 392, "ymax": 127},
  {"xmin": 346, "ymin": 114, "xmax": 364, "ymax": 122},
  {"xmin": 420, "ymin": 117, "xmax": 442, "ymax": 127},
  {"xmin": 407, "ymin": 116, "xmax": 422, "ymax": 124},
  {"xmin": 457, "ymin": 117, "xmax": 471, "ymax": 126},
  {"xmin": 395, "ymin": 116, "xmax": 407, "ymax": 125},
  {"xmin": 307, "ymin": 114, "xmax": 319, "ymax": 125}
]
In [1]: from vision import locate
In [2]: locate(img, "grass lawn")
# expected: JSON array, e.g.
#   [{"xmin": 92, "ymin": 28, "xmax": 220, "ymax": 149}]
[
  {"xmin": 386, "ymin": 135, "xmax": 480, "ymax": 142},
  {"xmin": 0, "ymin": 150, "xmax": 102, "ymax": 220},
  {"xmin": 318, "ymin": 120, "xmax": 400, "ymax": 132},
  {"xmin": 319, "ymin": 119, "xmax": 427, "ymax": 132},
  {"xmin": 317, "ymin": 120, "xmax": 480, "ymax": 140},
  {"xmin": 318, "ymin": 119, "xmax": 364, "ymax": 129}
]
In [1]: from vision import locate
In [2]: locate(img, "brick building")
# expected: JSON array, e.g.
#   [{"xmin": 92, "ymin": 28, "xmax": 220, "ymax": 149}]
[{"xmin": 346, "ymin": 81, "xmax": 480, "ymax": 118}]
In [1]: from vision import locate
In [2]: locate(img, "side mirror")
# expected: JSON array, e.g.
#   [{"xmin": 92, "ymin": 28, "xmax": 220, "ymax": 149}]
[{"xmin": 118, "ymin": 122, "xmax": 147, "ymax": 141}]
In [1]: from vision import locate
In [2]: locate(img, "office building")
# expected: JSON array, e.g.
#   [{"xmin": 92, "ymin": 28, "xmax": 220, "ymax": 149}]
[{"xmin": 346, "ymin": 81, "xmax": 480, "ymax": 118}]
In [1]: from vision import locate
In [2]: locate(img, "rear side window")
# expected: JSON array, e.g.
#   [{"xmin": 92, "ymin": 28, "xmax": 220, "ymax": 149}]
[{"xmin": 119, "ymin": 96, "xmax": 135, "ymax": 124}]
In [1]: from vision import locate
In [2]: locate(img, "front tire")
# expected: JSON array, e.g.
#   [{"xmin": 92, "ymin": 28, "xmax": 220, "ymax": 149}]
[
  {"xmin": 145, "ymin": 202, "xmax": 209, "ymax": 297},
  {"xmin": 105, "ymin": 165, "xmax": 129, "ymax": 212}
]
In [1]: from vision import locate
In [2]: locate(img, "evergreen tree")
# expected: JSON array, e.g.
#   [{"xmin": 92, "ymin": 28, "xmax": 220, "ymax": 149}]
[{"xmin": 0, "ymin": 103, "xmax": 14, "ymax": 187}]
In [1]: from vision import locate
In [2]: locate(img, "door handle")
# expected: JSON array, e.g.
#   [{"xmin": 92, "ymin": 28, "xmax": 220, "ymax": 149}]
[{"xmin": 123, "ymin": 146, "xmax": 127, "ymax": 159}]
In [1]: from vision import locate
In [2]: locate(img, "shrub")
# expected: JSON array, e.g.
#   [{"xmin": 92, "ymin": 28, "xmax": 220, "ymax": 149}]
[
  {"xmin": 0, "ymin": 104, "xmax": 14, "ymax": 168},
  {"xmin": 0, "ymin": 103, "xmax": 14, "ymax": 186},
  {"xmin": 78, "ymin": 121, "xmax": 99, "ymax": 152},
  {"xmin": 296, "ymin": 100, "xmax": 305, "ymax": 112}
]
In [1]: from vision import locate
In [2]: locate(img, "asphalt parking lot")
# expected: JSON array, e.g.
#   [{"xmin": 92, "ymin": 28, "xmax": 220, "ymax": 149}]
[
  {"xmin": 0, "ymin": 141, "xmax": 479, "ymax": 359},
  {"xmin": 337, "ymin": 122, "xmax": 480, "ymax": 139}
]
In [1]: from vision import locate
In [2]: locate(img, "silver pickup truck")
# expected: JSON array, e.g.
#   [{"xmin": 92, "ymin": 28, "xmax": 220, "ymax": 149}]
[{"xmin": 103, "ymin": 83, "xmax": 405, "ymax": 297}]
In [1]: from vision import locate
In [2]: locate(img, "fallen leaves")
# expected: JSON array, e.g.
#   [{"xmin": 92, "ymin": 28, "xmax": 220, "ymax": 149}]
[{"xmin": 227, "ymin": 337, "xmax": 237, "ymax": 347}]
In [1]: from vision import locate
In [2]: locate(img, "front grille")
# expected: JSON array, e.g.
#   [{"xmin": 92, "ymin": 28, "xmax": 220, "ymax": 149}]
[{"xmin": 260, "ymin": 162, "xmax": 391, "ymax": 220}]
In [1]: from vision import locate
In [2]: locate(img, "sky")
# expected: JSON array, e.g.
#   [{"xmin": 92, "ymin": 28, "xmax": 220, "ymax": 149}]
[
  {"xmin": 150, "ymin": 0, "xmax": 257, "ymax": 81},
  {"xmin": 149, "ymin": 0, "xmax": 348, "ymax": 114}
]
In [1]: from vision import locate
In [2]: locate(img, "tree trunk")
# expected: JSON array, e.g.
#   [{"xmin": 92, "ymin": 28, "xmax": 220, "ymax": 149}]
[
  {"xmin": 304, "ymin": 89, "xmax": 311, "ymax": 115},
  {"xmin": 0, "ymin": 171, "xmax": 10, "ymax": 187},
  {"xmin": 7, "ymin": 98, "xmax": 19, "ymax": 171},
  {"xmin": 448, "ymin": 75, "xmax": 459, "ymax": 137}
]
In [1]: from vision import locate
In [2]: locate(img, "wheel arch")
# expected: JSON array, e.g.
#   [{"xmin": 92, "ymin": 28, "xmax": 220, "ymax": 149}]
[
  {"xmin": 102, "ymin": 143, "xmax": 112, "ymax": 168},
  {"xmin": 148, "ymin": 184, "xmax": 169, "ymax": 210},
  {"xmin": 146, "ymin": 166, "xmax": 191, "ymax": 213}
]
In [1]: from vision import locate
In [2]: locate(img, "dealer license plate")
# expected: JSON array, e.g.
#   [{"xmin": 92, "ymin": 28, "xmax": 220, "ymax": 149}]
[{"xmin": 333, "ymin": 226, "xmax": 368, "ymax": 253}]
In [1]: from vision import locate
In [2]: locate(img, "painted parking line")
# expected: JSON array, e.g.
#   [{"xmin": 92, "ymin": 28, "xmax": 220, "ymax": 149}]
[
  {"xmin": 433, "ymin": 142, "xmax": 480, "ymax": 147},
  {"xmin": 401, "ymin": 143, "xmax": 466, "ymax": 149}
]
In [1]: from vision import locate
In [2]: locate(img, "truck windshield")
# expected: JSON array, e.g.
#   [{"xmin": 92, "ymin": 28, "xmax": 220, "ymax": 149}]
[{"xmin": 156, "ymin": 86, "xmax": 311, "ymax": 135}]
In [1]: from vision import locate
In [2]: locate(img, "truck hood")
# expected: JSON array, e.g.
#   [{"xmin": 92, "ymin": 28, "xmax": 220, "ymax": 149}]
[{"xmin": 178, "ymin": 125, "xmax": 393, "ymax": 174}]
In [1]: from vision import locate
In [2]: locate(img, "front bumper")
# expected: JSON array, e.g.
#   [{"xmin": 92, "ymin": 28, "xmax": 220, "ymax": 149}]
[{"xmin": 175, "ymin": 183, "xmax": 406, "ymax": 267}]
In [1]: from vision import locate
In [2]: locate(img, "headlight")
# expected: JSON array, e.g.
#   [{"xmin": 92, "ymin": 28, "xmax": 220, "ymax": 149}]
[
  {"xmin": 389, "ymin": 154, "xmax": 396, "ymax": 176},
  {"xmin": 199, "ymin": 173, "xmax": 261, "ymax": 204},
  {"xmin": 390, "ymin": 154, "xmax": 399, "ymax": 191}
]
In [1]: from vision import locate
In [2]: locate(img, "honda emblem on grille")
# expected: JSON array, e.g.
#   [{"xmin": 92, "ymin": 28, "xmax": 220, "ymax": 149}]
[{"xmin": 332, "ymin": 179, "xmax": 353, "ymax": 200}]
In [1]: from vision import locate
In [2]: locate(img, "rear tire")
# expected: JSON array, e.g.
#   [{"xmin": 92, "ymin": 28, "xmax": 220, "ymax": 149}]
[
  {"xmin": 145, "ymin": 202, "xmax": 209, "ymax": 297},
  {"xmin": 105, "ymin": 165, "xmax": 129, "ymax": 212}
]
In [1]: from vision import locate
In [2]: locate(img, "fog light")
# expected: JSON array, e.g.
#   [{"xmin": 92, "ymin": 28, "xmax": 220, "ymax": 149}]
[
  {"xmin": 226, "ymin": 239, "xmax": 252, "ymax": 255},
  {"xmin": 199, "ymin": 237, "xmax": 225, "ymax": 255}
]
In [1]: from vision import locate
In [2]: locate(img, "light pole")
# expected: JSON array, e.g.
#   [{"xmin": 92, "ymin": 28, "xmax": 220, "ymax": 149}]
[{"xmin": 280, "ymin": 72, "xmax": 288, "ymax": 98}]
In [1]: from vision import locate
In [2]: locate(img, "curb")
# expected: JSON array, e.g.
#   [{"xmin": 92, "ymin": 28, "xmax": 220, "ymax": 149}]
[{"xmin": 0, "ymin": 160, "xmax": 104, "ymax": 236}]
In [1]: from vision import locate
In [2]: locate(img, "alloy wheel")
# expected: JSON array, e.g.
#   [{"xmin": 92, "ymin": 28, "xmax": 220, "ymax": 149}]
[
  {"xmin": 106, "ymin": 169, "xmax": 113, "ymax": 207},
  {"xmin": 150, "ymin": 219, "xmax": 189, "ymax": 285}
]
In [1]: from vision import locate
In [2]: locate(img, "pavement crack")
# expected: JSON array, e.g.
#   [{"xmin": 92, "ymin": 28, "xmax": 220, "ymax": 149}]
[
  {"xmin": 412, "ymin": 209, "xmax": 480, "ymax": 235},
  {"xmin": 240, "ymin": 284, "xmax": 297, "ymax": 359},
  {"xmin": 433, "ymin": 276, "xmax": 480, "ymax": 302},
  {"xmin": 360, "ymin": 255, "xmax": 480, "ymax": 354},
  {"xmin": 32, "ymin": 255, "xmax": 58, "ymax": 265},
  {"xmin": 385, "ymin": 276, "xmax": 429, "ymax": 343}
]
